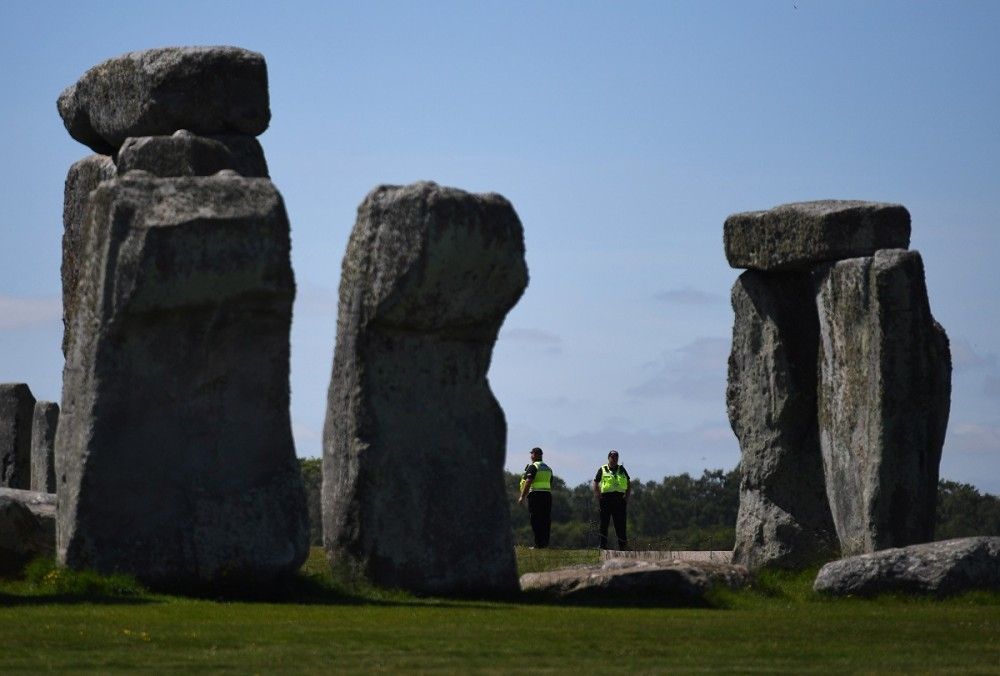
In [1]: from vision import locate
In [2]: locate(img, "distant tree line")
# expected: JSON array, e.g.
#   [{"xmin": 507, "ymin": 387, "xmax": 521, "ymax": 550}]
[{"xmin": 298, "ymin": 459, "xmax": 999, "ymax": 549}]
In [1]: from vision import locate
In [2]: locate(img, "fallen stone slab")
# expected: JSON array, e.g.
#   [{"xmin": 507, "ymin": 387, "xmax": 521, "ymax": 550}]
[
  {"xmin": 724, "ymin": 200, "xmax": 910, "ymax": 271},
  {"xmin": 323, "ymin": 181, "xmax": 527, "ymax": 596},
  {"xmin": 58, "ymin": 46, "xmax": 270, "ymax": 154},
  {"xmin": 816, "ymin": 249, "xmax": 951, "ymax": 555},
  {"xmin": 727, "ymin": 271, "xmax": 837, "ymax": 569},
  {"xmin": 0, "ymin": 383, "xmax": 36, "ymax": 489},
  {"xmin": 62, "ymin": 154, "xmax": 116, "ymax": 356},
  {"xmin": 0, "ymin": 488, "xmax": 56, "ymax": 575},
  {"xmin": 57, "ymin": 172, "xmax": 308, "ymax": 587},
  {"xmin": 814, "ymin": 537, "xmax": 1000, "ymax": 596},
  {"xmin": 520, "ymin": 559, "xmax": 750, "ymax": 605},
  {"xmin": 601, "ymin": 550, "xmax": 732, "ymax": 564},
  {"xmin": 117, "ymin": 130, "xmax": 268, "ymax": 178},
  {"xmin": 30, "ymin": 401, "xmax": 58, "ymax": 493}
]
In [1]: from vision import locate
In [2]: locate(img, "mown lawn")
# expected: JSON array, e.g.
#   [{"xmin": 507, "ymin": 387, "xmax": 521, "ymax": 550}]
[{"xmin": 0, "ymin": 548, "xmax": 997, "ymax": 673}]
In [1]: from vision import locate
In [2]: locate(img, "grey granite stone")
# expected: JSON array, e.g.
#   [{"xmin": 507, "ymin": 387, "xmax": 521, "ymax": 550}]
[
  {"xmin": 814, "ymin": 537, "xmax": 1000, "ymax": 596},
  {"xmin": 323, "ymin": 181, "xmax": 527, "ymax": 595},
  {"xmin": 62, "ymin": 155, "xmax": 116, "ymax": 356},
  {"xmin": 58, "ymin": 46, "xmax": 269, "ymax": 154},
  {"xmin": 30, "ymin": 401, "xmax": 58, "ymax": 493},
  {"xmin": 56, "ymin": 173, "xmax": 307, "ymax": 587},
  {"xmin": 0, "ymin": 384, "xmax": 36, "ymax": 489},
  {"xmin": 816, "ymin": 249, "xmax": 951, "ymax": 555},
  {"xmin": 520, "ymin": 559, "xmax": 750, "ymax": 605},
  {"xmin": 724, "ymin": 200, "xmax": 910, "ymax": 271},
  {"xmin": 0, "ymin": 488, "xmax": 56, "ymax": 575},
  {"xmin": 727, "ymin": 271, "xmax": 837, "ymax": 569},
  {"xmin": 117, "ymin": 130, "xmax": 268, "ymax": 178}
]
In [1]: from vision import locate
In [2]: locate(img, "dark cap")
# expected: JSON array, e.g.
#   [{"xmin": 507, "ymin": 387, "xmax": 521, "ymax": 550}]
[
  {"xmin": 531, "ymin": 447, "xmax": 543, "ymax": 455},
  {"xmin": 608, "ymin": 450, "xmax": 619, "ymax": 458}
]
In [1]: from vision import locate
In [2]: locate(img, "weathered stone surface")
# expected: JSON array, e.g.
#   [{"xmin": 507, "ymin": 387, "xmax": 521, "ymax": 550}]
[
  {"xmin": 30, "ymin": 402, "xmax": 58, "ymax": 493},
  {"xmin": 520, "ymin": 559, "xmax": 750, "ymax": 605},
  {"xmin": 117, "ymin": 130, "xmax": 268, "ymax": 178},
  {"xmin": 56, "ymin": 173, "xmax": 308, "ymax": 587},
  {"xmin": 816, "ymin": 249, "xmax": 951, "ymax": 556},
  {"xmin": 0, "ymin": 488, "xmax": 56, "ymax": 575},
  {"xmin": 62, "ymin": 154, "xmax": 116, "ymax": 356},
  {"xmin": 724, "ymin": 200, "xmax": 910, "ymax": 271},
  {"xmin": 323, "ymin": 181, "xmax": 527, "ymax": 595},
  {"xmin": 727, "ymin": 272, "xmax": 837, "ymax": 569},
  {"xmin": 0, "ymin": 384, "xmax": 36, "ymax": 489},
  {"xmin": 814, "ymin": 537, "xmax": 1000, "ymax": 596},
  {"xmin": 58, "ymin": 46, "xmax": 269, "ymax": 154}
]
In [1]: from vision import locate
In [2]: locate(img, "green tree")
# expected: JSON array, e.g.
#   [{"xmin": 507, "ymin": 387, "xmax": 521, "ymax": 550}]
[{"xmin": 299, "ymin": 458, "xmax": 323, "ymax": 546}]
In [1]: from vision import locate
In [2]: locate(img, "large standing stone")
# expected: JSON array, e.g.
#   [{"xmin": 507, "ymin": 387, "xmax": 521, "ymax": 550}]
[
  {"xmin": 814, "ymin": 537, "xmax": 1000, "ymax": 596},
  {"xmin": 117, "ymin": 130, "xmax": 268, "ymax": 178},
  {"xmin": 724, "ymin": 200, "xmax": 911, "ymax": 271},
  {"xmin": 816, "ymin": 249, "xmax": 951, "ymax": 555},
  {"xmin": 0, "ymin": 488, "xmax": 56, "ymax": 575},
  {"xmin": 0, "ymin": 384, "xmax": 36, "ymax": 489},
  {"xmin": 62, "ymin": 154, "xmax": 116, "ymax": 356},
  {"xmin": 30, "ymin": 402, "xmax": 59, "ymax": 493},
  {"xmin": 323, "ymin": 182, "xmax": 527, "ymax": 595},
  {"xmin": 57, "ymin": 172, "xmax": 308, "ymax": 587},
  {"xmin": 727, "ymin": 272, "xmax": 837, "ymax": 569},
  {"xmin": 57, "ymin": 46, "xmax": 270, "ymax": 154}
]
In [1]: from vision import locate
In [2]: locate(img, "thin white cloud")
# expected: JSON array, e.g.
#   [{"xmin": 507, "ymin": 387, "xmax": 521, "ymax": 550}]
[
  {"xmin": 501, "ymin": 328, "xmax": 562, "ymax": 344},
  {"xmin": 654, "ymin": 286, "xmax": 725, "ymax": 305},
  {"xmin": 946, "ymin": 423, "xmax": 1000, "ymax": 455},
  {"xmin": 499, "ymin": 328, "xmax": 563, "ymax": 354},
  {"xmin": 949, "ymin": 336, "xmax": 996, "ymax": 372},
  {"xmin": 626, "ymin": 336, "xmax": 730, "ymax": 401},
  {"xmin": 0, "ymin": 295, "xmax": 61, "ymax": 330}
]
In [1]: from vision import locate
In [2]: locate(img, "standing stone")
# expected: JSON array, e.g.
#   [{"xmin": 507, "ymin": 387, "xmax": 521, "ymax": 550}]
[
  {"xmin": 57, "ymin": 172, "xmax": 308, "ymax": 587},
  {"xmin": 30, "ymin": 402, "xmax": 59, "ymax": 493},
  {"xmin": 0, "ymin": 384, "xmax": 36, "ymax": 489},
  {"xmin": 724, "ymin": 200, "xmax": 911, "ymax": 271},
  {"xmin": 117, "ymin": 130, "xmax": 268, "ymax": 178},
  {"xmin": 57, "ymin": 46, "xmax": 270, "ymax": 155},
  {"xmin": 727, "ymin": 272, "xmax": 837, "ymax": 569},
  {"xmin": 323, "ymin": 182, "xmax": 527, "ymax": 595},
  {"xmin": 816, "ymin": 249, "xmax": 951, "ymax": 555},
  {"xmin": 62, "ymin": 155, "xmax": 116, "ymax": 355}
]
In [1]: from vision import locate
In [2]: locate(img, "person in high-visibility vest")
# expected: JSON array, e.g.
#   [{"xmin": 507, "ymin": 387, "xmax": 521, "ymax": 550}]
[
  {"xmin": 518, "ymin": 447, "xmax": 553, "ymax": 548},
  {"xmin": 592, "ymin": 449, "xmax": 630, "ymax": 550}
]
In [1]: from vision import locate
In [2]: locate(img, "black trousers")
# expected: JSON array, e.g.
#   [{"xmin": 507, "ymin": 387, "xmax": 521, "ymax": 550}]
[
  {"xmin": 599, "ymin": 492, "xmax": 628, "ymax": 550},
  {"xmin": 527, "ymin": 491, "xmax": 552, "ymax": 548}
]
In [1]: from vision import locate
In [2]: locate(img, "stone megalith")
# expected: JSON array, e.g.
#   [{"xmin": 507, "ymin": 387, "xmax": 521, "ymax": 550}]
[
  {"xmin": 0, "ymin": 488, "xmax": 56, "ymax": 575},
  {"xmin": 117, "ymin": 130, "xmax": 269, "ymax": 178},
  {"xmin": 815, "ymin": 249, "xmax": 951, "ymax": 555},
  {"xmin": 323, "ymin": 181, "xmax": 527, "ymax": 595},
  {"xmin": 56, "ymin": 172, "xmax": 308, "ymax": 586},
  {"xmin": 724, "ymin": 200, "xmax": 910, "ymax": 271},
  {"xmin": 30, "ymin": 401, "xmax": 59, "ymax": 493},
  {"xmin": 727, "ymin": 272, "xmax": 837, "ymax": 568},
  {"xmin": 0, "ymin": 383, "xmax": 36, "ymax": 489},
  {"xmin": 62, "ymin": 154, "xmax": 116, "ymax": 356},
  {"xmin": 814, "ymin": 537, "xmax": 1000, "ymax": 597},
  {"xmin": 57, "ymin": 46, "xmax": 270, "ymax": 155}
]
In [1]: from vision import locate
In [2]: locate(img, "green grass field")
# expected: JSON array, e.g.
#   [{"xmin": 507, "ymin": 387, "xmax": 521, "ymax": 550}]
[{"xmin": 1, "ymin": 547, "xmax": 997, "ymax": 673}]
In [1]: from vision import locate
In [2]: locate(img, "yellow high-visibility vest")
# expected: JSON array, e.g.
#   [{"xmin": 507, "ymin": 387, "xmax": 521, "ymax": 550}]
[
  {"xmin": 599, "ymin": 465, "xmax": 628, "ymax": 493},
  {"xmin": 521, "ymin": 461, "xmax": 552, "ymax": 492}
]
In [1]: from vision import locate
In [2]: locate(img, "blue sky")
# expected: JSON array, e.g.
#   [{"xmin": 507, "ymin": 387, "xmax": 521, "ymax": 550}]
[{"xmin": 1, "ymin": 1, "xmax": 998, "ymax": 490}]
